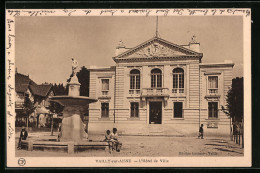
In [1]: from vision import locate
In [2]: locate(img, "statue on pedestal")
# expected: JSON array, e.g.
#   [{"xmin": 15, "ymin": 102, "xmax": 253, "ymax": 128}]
[{"xmin": 71, "ymin": 58, "xmax": 78, "ymax": 76}]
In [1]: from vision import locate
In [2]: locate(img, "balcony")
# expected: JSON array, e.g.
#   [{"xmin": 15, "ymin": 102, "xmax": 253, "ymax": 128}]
[
  {"xmin": 141, "ymin": 88, "xmax": 169, "ymax": 98},
  {"xmin": 205, "ymin": 88, "xmax": 220, "ymax": 99},
  {"xmin": 129, "ymin": 89, "xmax": 141, "ymax": 95},
  {"xmin": 172, "ymin": 88, "xmax": 184, "ymax": 94},
  {"xmin": 208, "ymin": 89, "xmax": 218, "ymax": 94}
]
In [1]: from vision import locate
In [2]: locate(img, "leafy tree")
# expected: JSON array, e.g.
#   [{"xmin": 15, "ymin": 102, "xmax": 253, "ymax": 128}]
[
  {"xmin": 77, "ymin": 66, "xmax": 90, "ymax": 96},
  {"xmin": 47, "ymin": 101, "xmax": 64, "ymax": 135},
  {"xmin": 23, "ymin": 93, "xmax": 36, "ymax": 128},
  {"xmin": 66, "ymin": 66, "xmax": 90, "ymax": 96},
  {"xmin": 52, "ymin": 83, "xmax": 67, "ymax": 95},
  {"xmin": 221, "ymin": 77, "xmax": 244, "ymax": 123}
]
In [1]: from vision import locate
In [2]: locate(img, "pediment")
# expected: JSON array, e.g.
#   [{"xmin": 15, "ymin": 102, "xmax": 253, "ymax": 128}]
[{"xmin": 113, "ymin": 37, "xmax": 202, "ymax": 61}]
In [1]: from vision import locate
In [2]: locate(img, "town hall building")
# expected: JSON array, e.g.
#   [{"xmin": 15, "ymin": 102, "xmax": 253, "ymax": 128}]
[{"xmin": 88, "ymin": 33, "xmax": 234, "ymax": 136}]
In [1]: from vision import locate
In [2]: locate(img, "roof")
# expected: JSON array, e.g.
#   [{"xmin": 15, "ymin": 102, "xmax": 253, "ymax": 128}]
[
  {"xmin": 199, "ymin": 62, "xmax": 235, "ymax": 68},
  {"xmin": 113, "ymin": 37, "xmax": 203, "ymax": 62},
  {"xmin": 31, "ymin": 83, "xmax": 52, "ymax": 97},
  {"xmin": 15, "ymin": 73, "xmax": 30, "ymax": 93},
  {"xmin": 88, "ymin": 66, "xmax": 116, "ymax": 71},
  {"xmin": 15, "ymin": 72, "xmax": 52, "ymax": 97},
  {"xmin": 35, "ymin": 106, "xmax": 49, "ymax": 114}
]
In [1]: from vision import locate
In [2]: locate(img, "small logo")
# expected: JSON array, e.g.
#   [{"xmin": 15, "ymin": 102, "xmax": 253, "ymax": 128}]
[{"xmin": 18, "ymin": 158, "xmax": 26, "ymax": 166}]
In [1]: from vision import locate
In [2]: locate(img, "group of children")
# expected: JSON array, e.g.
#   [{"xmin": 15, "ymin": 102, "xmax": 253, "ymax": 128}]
[{"xmin": 104, "ymin": 128, "xmax": 122, "ymax": 153}]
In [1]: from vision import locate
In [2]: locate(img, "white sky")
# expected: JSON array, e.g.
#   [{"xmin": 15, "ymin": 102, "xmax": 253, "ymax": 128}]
[{"xmin": 15, "ymin": 16, "xmax": 243, "ymax": 84}]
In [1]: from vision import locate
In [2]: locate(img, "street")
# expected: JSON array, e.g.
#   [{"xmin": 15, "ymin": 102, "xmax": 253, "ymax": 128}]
[{"xmin": 15, "ymin": 132, "xmax": 244, "ymax": 157}]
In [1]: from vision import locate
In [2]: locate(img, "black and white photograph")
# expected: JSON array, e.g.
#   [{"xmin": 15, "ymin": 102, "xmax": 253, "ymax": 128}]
[{"xmin": 6, "ymin": 9, "xmax": 251, "ymax": 167}]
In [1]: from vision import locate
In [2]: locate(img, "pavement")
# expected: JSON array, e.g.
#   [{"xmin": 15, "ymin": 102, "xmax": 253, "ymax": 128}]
[{"xmin": 15, "ymin": 132, "xmax": 244, "ymax": 157}]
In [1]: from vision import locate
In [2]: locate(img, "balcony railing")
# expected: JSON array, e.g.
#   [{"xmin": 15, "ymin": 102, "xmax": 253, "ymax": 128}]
[
  {"xmin": 172, "ymin": 88, "xmax": 184, "ymax": 94},
  {"xmin": 99, "ymin": 90, "xmax": 111, "ymax": 99},
  {"xmin": 129, "ymin": 89, "xmax": 141, "ymax": 95},
  {"xmin": 102, "ymin": 90, "xmax": 109, "ymax": 96},
  {"xmin": 141, "ymin": 88, "xmax": 169, "ymax": 97},
  {"xmin": 208, "ymin": 89, "xmax": 218, "ymax": 94}
]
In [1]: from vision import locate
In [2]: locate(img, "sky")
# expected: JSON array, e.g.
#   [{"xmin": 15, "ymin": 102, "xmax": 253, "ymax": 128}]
[{"xmin": 15, "ymin": 16, "xmax": 243, "ymax": 84}]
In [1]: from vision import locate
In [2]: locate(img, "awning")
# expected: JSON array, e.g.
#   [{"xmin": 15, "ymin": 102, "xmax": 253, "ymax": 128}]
[{"xmin": 36, "ymin": 106, "xmax": 49, "ymax": 114}]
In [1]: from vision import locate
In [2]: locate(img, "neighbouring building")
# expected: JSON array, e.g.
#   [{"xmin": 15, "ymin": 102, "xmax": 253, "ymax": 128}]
[
  {"xmin": 15, "ymin": 72, "xmax": 55, "ymax": 128},
  {"xmin": 88, "ymin": 34, "xmax": 234, "ymax": 136}
]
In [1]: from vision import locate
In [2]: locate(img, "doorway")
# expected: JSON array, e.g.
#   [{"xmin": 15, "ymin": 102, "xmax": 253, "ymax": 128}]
[{"xmin": 149, "ymin": 102, "xmax": 162, "ymax": 124}]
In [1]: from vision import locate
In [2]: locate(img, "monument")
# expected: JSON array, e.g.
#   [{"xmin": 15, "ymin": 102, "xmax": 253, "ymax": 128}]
[{"xmin": 50, "ymin": 59, "xmax": 97, "ymax": 142}]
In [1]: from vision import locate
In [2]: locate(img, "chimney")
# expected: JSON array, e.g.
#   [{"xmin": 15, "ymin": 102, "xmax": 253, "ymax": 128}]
[
  {"xmin": 189, "ymin": 35, "xmax": 200, "ymax": 53},
  {"xmin": 115, "ymin": 40, "xmax": 127, "ymax": 56}
]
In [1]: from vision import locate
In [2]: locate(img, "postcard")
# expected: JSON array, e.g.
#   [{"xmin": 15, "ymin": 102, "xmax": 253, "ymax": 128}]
[{"xmin": 6, "ymin": 8, "xmax": 251, "ymax": 167}]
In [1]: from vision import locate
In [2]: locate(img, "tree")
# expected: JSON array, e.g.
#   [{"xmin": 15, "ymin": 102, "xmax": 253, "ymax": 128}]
[
  {"xmin": 221, "ymin": 77, "xmax": 243, "ymax": 143},
  {"xmin": 221, "ymin": 77, "xmax": 244, "ymax": 123},
  {"xmin": 48, "ymin": 101, "xmax": 64, "ymax": 135},
  {"xmin": 66, "ymin": 66, "xmax": 90, "ymax": 96},
  {"xmin": 77, "ymin": 66, "xmax": 90, "ymax": 97},
  {"xmin": 52, "ymin": 83, "xmax": 67, "ymax": 95},
  {"xmin": 23, "ymin": 93, "xmax": 36, "ymax": 129}
]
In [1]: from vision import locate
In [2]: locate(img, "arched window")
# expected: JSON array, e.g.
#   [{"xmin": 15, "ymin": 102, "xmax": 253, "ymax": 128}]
[
  {"xmin": 173, "ymin": 68, "xmax": 184, "ymax": 93},
  {"xmin": 130, "ymin": 69, "xmax": 140, "ymax": 90},
  {"xmin": 151, "ymin": 68, "xmax": 162, "ymax": 88}
]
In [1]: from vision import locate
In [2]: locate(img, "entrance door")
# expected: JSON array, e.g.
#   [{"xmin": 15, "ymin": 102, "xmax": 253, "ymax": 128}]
[{"xmin": 149, "ymin": 102, "xmax": 162, "ymax": 124}]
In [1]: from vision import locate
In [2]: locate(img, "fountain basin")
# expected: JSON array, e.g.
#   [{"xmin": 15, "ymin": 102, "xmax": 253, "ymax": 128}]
[
  {"xmin": 50, "ymin": 96, "xmax": 97, "ymax": 106},
  {"xmin": 49, "ymin": 96, "xmax": 97, "ymax": 142}
]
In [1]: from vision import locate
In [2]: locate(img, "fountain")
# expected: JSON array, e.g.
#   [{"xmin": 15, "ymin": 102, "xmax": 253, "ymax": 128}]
[
  {"xmin": 22, "ymin": 59, "xmax": 110, "ymax": 154},
  {"xmin": 50, "ymin": 58, "xmax": 97, "ymax": 142}
]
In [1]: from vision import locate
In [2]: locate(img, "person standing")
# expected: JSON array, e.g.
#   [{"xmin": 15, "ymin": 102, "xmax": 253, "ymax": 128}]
[{"xmin": 198, "ymin": 124, "xmax": 204, "ymax": 139}]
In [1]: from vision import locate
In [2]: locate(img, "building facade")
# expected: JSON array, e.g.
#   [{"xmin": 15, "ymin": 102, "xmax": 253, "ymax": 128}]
[
  {"xmin": 15, "ymin": 72, "xmax": 54, "ymax": 128},
  {"xmin": 88, "ymin": 35, "xmax": 234, "ymax": 136}
]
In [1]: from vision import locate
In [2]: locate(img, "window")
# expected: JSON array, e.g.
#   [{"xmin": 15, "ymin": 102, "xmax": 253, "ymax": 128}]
[
  {"xmin": 174, "ymin": 102, "xmax": 183, "ymax": 118},
  {"xmin": 208, "ymin": 76, "xmax": 218, "ymax": 94},
  {"xmin": 101, "ymin": 79, "xmax": 109, "ymax": 95},
  {"xmin": 130, "ymin": 102, "xmax": 139, "ymax": 118},
  {"xmin": 172, "ymin": 68, "xmax": 184, "ymax": 93},
  {"xmin": 101, "ymin": 103, "xmax": 109, "ymax": 117},
  {"xmin": 130, "ymin": 69, "xmax": 140, "ymax": 90},
  {"xmin": 151, "ymin": 68, "xmax": 162, "ymax": 88},
  {"xmin": 208, "ymin": 102, "xmax": 218, "ymax": 118}
]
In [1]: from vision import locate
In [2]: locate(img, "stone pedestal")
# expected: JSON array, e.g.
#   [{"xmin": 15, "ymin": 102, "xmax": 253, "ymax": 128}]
[
  {"xmin": 60, "ymin": 105, "xmax": 88, "ymax": 142},
  {"xmin": 50, "ymin": 73, "xmax": 97, "ymax": 142},
  {"xmin": 68, "ymin": 75, "xmax": 81, "ymax": 97}
]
